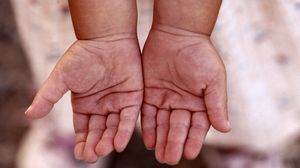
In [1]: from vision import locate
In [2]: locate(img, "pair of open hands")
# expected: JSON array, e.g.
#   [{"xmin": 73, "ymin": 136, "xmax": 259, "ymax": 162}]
[{"xmin": 25, "ymin": 26, "xmax": 230, "ymax": 165}]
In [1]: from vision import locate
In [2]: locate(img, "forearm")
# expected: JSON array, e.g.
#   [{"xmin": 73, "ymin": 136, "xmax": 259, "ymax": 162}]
[
  {"xmin": 68, "ymin": 0, "xmax": 137, "ymax": 39},
  {"xmin": 153, "ymin": 0, "xmax": 222, "ymax": 36}
]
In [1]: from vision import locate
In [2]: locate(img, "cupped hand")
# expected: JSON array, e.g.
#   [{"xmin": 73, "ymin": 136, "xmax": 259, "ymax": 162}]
[
  {"xmin": 141, "ymin": 25, "xmax": 231, "ymax": 165},
  {"xmin": 25, "ymin": 34, "xmax": 143, "ymax": 163}
]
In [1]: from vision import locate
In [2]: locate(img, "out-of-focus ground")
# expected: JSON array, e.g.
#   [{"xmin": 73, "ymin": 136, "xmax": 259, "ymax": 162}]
[{"xmin": 1, "ymin": 0, "xmax": 300, "ymax": 168}]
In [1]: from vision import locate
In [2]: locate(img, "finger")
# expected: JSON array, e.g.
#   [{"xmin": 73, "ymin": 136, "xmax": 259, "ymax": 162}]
[
  {"xmin": 183, "ymin": 112, "xmax": 210, "ymax": 160},
  {"xmin": 96, "ymin": 113, "xmax": 119, "ymax": 157},
  {"xmin": 164, "ymin": 110, "xmax": 191, "ymax": 165},
  {"xmin": 83, "ymin": 114, "xmax": 106, "ymax": 163},
  {"xmin": 73, "ymin": 112, "xmax": 89, "ymax": 160},
  {"xmin": 204, "ymin": 75, "xmax": 231, "ymax": 132},
  {"xmin": 25, "ymin": 70, "xmax": 68, "ymax": 118},
  {"xmin": 114, "ymin": 106, "xmax": 140, "ymax": 152},
  {"xmin": 155, "ymin": 109, "xmax": 170, "ymax": 163},
  {"xmin": 141, "ymin": 104, "xmax": 158, "ymax": 149}
]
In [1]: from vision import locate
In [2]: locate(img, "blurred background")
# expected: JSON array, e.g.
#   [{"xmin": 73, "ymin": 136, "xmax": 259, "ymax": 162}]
[{"xmin": 1, "ymin": 0, "xmax": 300, "ymax": 168}]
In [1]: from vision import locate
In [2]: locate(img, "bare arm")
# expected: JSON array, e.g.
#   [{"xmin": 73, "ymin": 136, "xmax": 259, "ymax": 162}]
[
  {"xmin": 68, "ymin": 0, "xmax": 137, "ymax": 39},
  {"xmin": 153, "ymin": 0, "xmax": 222, "ymax": 35}
]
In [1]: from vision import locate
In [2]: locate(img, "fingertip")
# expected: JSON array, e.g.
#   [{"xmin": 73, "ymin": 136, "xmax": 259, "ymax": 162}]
[
  {"xmin": 207, "ymin": 107, "xmax": 231, "ymax": 133},
  {"xmin": 83, "ymin": 149, "xmax": 98, "ymax": 163},
  {"xmin": 224, "ymin": 120, "xmax": 232, "ymax": 131},
  {"xmin": 142, "ymin": 130, "xmax": 156, "ymax": 150},
  {"xmin": 95, "ymin": 145, "xmax": 105, "ymax": 157},
  {"xmin": 145, "ymin": 143, "xmax": 155, "ymax": 150},
  {"xmin": 85, "ymin": 156, "xmax": 98, "ymax": 164},
  {"xmin": 24, "ymin": 106, "xmax": 32, "ymax": 115},
  {"xmin": 164, "ymin": 158, "xmax": 180, "ymax": 166},
  {"xmin": 155, "ymin": 153, "xmax": 165, "ymax": 164},
  {"xmin": 184, "ymin": 153, "xmax": 198, "ymax": 161},
  {"xmin": 114, "ymin": 145, "xmax": 125, "ymax": 153},
  {"xmin": 145, "ymin": 146, "xmax": 155, "ymax": 150},
  {"xmin": 114, "ymin": 143, "xmax": 126, "ymax": 153},
  {"xmin": 25, "ymin": 95, "xmax": 55, "ymax": 119},
  {"xmin": 164, "ymin": 142, "xmax": 182, "ymax": 166},
  {"xmin": 24, "ymin": 105, "xmax": 51, "ymax": 119},
  {"xmin": 24, "ymin": 107, "xmax": 36, "ymax": 119},
  {"xmin": 154, "ymin": 147, "xmax": 165, "ymax": 164},
  {"xmin": 95, "ymin": 141, "xmax": 113, "ymax": 157},
  {"xmin": 211, "ymin": 120, "xmax": 231, "ymax": 133},
  {"xmin": 74, "ymin": 143, "xmax": 85, "ymax": 160},
  {"xmin": 183, "ymin": 141, "xmax": 202, "ymax": 161},
  {"xmin": 113, "ymin": 133, "xmax": 129, "ymax": 152},
  {"xmin": 183, "ymin": 145, "xmax": 201, "ymax": 160}
]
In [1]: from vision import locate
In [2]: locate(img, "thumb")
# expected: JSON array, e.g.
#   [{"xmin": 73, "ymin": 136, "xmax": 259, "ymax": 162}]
[
  {"xmin": 25, "ymin": 70, "xmax": 68, "ymax": 118},
  {"xmin": 204, "ymin": 76, "xmax": 231, "ymax": 133}
]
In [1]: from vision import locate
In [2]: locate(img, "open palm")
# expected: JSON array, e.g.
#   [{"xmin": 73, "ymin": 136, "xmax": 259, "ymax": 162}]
[
  {"xmin": 141, "ymin": 27, "xmax": 231, "ymax": 165},
  {"xmin": 25, "ymin": 35, "xmax": 143, "ymax": 163}
]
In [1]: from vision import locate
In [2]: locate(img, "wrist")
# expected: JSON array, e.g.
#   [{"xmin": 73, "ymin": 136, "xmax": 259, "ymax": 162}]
[
  {"xmin": 85, "ymin": 32, "xmax": 138, "ymax": 42},
  {"xmin": 74, "ymin": 33, "xmax": 139, "ymax": 52},
  {"xmin": 69, "ymin": 0, "xmax": 137, "ymax": 40},
  {"xmin": 151, "ymin": 23, "xmax": 210, "ymax": 40},
  {"xmin": 153, "ymin": 0, "xmax": 222, "ymax": 36},
  {"xmin": 74, "ymin": 25, "xmax": 137, "ymax": 41}
]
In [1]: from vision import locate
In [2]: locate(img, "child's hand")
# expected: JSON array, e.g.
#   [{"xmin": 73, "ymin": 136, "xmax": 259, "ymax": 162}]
[
  {"xmin": 141, "ymin": 26, "xmax": 231, "ymax": 165},
  {"xmin": 25, "ymin": 34, "xmax": 143, "ymax": 163}
]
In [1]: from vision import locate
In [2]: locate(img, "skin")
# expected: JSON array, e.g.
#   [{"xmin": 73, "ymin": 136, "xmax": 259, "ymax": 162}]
[
  {"xmin": 68, "ymin": 0, "xmax": 137, "ymax": 39},
  {"xmin": 141, "ymin": 0, "xmax": 231, "ymax": 165},
  {"xmin": 25, "ymin": 0, "xmax": 230, "ymax": 165},
  {"xmin": 25, "ymin": 0, "xmax": 143, "ymax": 163}
]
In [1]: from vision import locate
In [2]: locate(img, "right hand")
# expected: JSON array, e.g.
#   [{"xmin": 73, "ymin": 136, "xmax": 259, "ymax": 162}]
[{"xmin": 25, "ymin": 34, "xmax": 144, "ymax": 163}]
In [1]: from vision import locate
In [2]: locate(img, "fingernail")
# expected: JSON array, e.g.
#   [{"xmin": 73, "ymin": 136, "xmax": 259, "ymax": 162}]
[
  {"xmin": 226, "ymin": 121, "xmax": 232, "ymax": 130},
  {"xmin": 146, "ymin": 147, "xmax": 154, "ymax": 150},
  {"xmin": 25, "ymin": 106, "xmax": 32, "ymax": 115}
]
